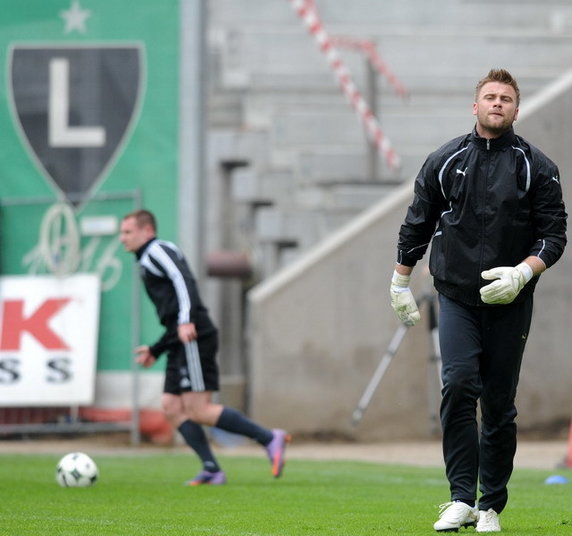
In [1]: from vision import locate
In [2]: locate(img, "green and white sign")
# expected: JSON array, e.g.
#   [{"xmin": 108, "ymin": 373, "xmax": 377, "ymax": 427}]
[{"xmin": 0, "ymin": 0, "xmax": 182, "ymax": 382}]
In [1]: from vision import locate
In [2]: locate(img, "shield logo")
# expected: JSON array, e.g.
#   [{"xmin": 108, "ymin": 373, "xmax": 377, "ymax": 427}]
[{"xmin": 8, "ymin": 44, "xmax": 145, "ymax": 203}]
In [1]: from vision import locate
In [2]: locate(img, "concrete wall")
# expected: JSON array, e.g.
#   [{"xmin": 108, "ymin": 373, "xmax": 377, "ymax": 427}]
[{"xmin": 247, "ymin": 71, "xmax": 572, "ymax": 440}]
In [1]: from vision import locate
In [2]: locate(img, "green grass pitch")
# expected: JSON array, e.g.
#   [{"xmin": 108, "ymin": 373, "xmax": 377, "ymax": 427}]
[{"xmin": 0, "ymin": 452, "xmax": 570, "ymax": 535}]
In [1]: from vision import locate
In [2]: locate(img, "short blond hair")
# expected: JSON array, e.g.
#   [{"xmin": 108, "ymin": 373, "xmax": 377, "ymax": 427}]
[
  {"xmin": 123, "ymin": 209, "xmax": 157, "ymax": 232},
  {"xmin": 475, "ymin": 69, "xmax": 520, "ymax": 106}
]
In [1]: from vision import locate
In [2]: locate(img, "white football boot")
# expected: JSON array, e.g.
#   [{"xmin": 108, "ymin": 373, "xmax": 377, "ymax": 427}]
[
  {"xmin": 476, "ymin": 508, "xmax": 501, "ymax": 532},
  {"xmin": 433, "ymin": 501, "xmax": 478, "ymax": 532}
]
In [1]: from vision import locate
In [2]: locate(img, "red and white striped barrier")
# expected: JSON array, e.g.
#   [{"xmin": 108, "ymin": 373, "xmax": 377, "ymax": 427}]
[
  {"xmin": 288, "ymin": 0, "xmax": 401, "ymax": 170},
  {"xmin": 330, "ymin": 36, "xmax": 408, "ymax": 99}
]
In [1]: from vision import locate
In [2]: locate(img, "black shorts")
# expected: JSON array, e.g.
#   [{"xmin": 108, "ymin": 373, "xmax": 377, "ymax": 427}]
[{"xmin": 163, "ymin": 334, "xmax": 219, "ymax": 394}]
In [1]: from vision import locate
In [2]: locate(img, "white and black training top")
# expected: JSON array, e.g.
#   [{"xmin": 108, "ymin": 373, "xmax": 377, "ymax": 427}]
[{"xmin": 135, "ymin": 237, "xmax": 217, "ymax": 357}]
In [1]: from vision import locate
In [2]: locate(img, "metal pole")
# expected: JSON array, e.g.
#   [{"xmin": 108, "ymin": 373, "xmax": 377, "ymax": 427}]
[
  {"xmin": 351, "ymin": 323, "xmax": 409, "ymax": 426},
  {"xmin": 179, "ymin": 0, "xmax": 207, "ymax": 285},
  {"xmin": 426, "ymin": 294, "xmax": 443, "ymax": 436},
  {"xmin": 130, "ymin": 189, "xmax": 142, "ymax": 446}
]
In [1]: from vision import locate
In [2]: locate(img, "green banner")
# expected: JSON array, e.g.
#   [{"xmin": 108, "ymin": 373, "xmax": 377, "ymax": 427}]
[{"xmin": 0, "ymin": 0, "xmax": 181, "ymax": 372}]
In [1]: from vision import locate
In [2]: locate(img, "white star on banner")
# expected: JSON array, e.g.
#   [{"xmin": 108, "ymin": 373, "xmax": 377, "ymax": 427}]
[{"xmin": 60, "ymin": 0, "xmax": 92, "ymax": 34}]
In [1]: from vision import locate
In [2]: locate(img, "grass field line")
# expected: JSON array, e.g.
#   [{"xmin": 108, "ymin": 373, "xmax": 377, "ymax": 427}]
[{"xmin": 0, "ymin": 436, "xmax": 568, "ymax": 469}]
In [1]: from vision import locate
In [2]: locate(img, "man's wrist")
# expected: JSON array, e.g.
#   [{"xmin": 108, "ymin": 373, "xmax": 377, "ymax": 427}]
[
  {"xmin": 515, "ymin": 262, "xmax": 533, "ymax": 283},
  {"xmin": 392, "ymin": 270, "xmax": 411, "ymax": 288}
]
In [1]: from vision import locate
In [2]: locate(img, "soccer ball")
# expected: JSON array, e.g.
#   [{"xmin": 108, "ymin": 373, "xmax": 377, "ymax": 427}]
[{"xmin": 56, "ymin": 452, "xmax": 99, "ymax": 487}]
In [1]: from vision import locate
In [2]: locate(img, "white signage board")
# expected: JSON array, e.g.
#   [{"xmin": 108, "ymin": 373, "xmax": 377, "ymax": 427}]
[{"xmin": 0, "ymin": 274, "xmax": 100, "ymax": 406}]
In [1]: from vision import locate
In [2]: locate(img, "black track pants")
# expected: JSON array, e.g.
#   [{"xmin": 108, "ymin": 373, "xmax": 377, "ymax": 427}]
[{"xmin": 438, "ymin": 293, "xmax": 533, "ymax": 513}]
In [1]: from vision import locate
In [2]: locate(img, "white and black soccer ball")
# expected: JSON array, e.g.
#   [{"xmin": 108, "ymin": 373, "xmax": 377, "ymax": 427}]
[{"xmin": 56, "ymin": 452, "xmax": 99, "ymax": 488}]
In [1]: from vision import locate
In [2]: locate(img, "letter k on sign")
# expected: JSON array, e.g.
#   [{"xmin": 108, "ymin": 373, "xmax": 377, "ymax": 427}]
[{"xmin": 0, "ymin": 298, "xmax": 71, "ymax": 351}]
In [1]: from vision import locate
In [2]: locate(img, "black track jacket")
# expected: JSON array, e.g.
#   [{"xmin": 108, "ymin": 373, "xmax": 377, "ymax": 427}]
[
  {"xmin": 397, "ymin": 127, "xmax": 567, "ymax": 306},
  {"xmin": 135, "ymin": 238, "xmax": 217, "ymax": 358}
]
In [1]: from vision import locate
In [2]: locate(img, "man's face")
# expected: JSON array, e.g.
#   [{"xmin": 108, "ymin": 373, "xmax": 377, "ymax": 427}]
[
  {"xmin": 473, "ymin": 82, "xmax": 519, "ymax": 137},
  {"xmin": 119, "ymin": 217, "xmax": 154, "ymax": 252}
]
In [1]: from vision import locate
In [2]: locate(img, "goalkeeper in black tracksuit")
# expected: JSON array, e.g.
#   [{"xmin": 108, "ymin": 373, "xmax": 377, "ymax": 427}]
[
  {"xmin": 390, "ymin": 69, "xmax": 567, "ymax": 532},
  {"xmin": 120, "ymin": 209, "xmax": 290, "ymax": 485}
]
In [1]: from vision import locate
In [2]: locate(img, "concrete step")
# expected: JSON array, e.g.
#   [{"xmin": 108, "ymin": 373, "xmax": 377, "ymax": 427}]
[
  {"xmin": 215, "ymin": 26, "xmax": 572, "ymax": 93},
  {"xmin": 207, "ymin": 129, "xmax": 272, "ymax": 171},
  {"xmin": 296, "ymin": 148, "xmax": 424, "ymax": 183},
  {"xmin": 270, "ymin": 109, "xmax": 472, "ymax": 154},
  {"xmin": 231, "ymin": 167, "xmax": 295, "ymax": 203},
  {"xmin": 210, "ymin": 0, "xmax": 572, "ymax": 30}
]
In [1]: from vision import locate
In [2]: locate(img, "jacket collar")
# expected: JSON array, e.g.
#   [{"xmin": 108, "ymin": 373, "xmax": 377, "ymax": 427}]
[
  {"xmin": 470, "ymin": 126, "xmax": 516, "ymax": 151},
  {"xmin": 135, "ymin": 237, "xmax": 156, "ymax": 260}
]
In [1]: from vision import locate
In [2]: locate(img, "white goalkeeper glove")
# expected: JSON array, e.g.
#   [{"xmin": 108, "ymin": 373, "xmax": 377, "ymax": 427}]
[
  {"xmin": 390, "ymin": 270, "xmax": 420, "ymax": 326},
  {"xmin": 480, "ymin": 263, "xmax": 533, "ymax": 305}
]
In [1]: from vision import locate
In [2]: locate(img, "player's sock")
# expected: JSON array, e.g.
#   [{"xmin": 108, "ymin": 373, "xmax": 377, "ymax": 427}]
[
  {"xmin": 216, "ymin": 407, "xmax": 274, "ymax": 446},
  {"xmin": 178, "ymin": 419, "xmax": 221, "ymax": 472}
]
